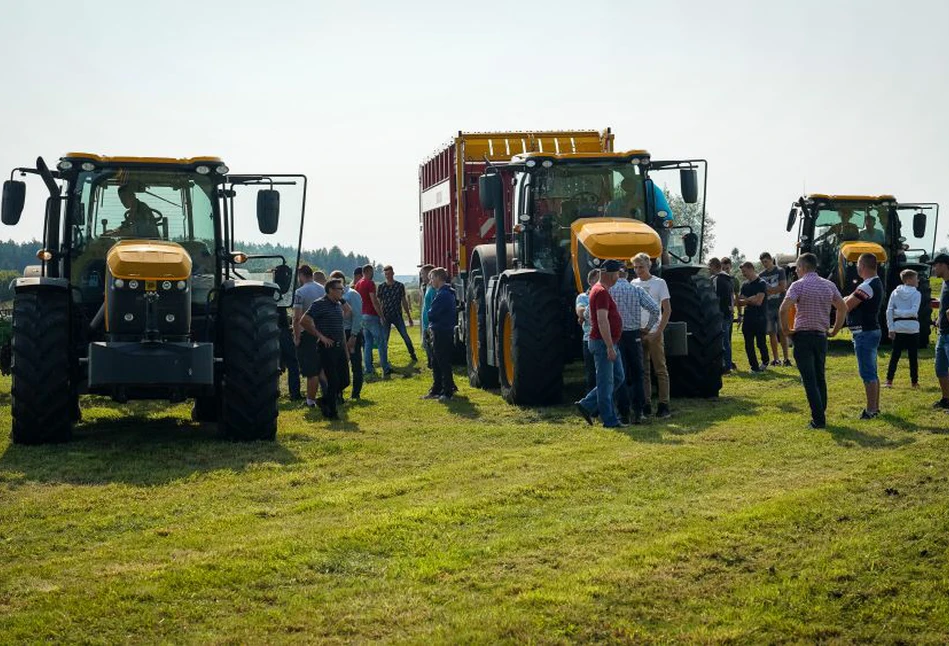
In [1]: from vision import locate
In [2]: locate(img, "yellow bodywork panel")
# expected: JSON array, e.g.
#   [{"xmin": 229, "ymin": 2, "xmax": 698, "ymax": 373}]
[
  {"xmin": 808, "ymin": 193, "xmax": 896, "ymax": 203},
  {"xmin": 64, "ymin": 152, "xmax": 223, "ymax": 165},
  {"xmin": 570, "ymin": 218, "xmax": 662, "ymax": 292},
  {"xmin": 107, "ymin": 240, "xmax": 193, "ymax": 280},
  {"xmin": 839, "ymin": 241, "xmax": 887, "ymax": 263}
]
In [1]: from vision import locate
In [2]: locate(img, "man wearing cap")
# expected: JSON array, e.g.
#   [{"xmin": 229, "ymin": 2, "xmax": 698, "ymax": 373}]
[
  {"xmin": 576, "ymin": 260, "xmax": 628, "ymax": 429},
  {"xmin": 778, "ymin": 253, "xmax": 848, "ymax": 429},
  {"xmin": 929, "ymin": 253, "xmax": 949, "ymax": 409}
]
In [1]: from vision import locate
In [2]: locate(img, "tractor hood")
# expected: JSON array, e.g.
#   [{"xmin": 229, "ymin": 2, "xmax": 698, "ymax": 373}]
[
  {"xmin": 839, "ymin": 241, "xmax": 887, "ymax": 263},
  {"xmin": 570, "ymin": 217, "xmax": 662, "ymax": 292},
  {"xmin": 106, "ymin": 240, "xmax": 193, "ymax": 280}
]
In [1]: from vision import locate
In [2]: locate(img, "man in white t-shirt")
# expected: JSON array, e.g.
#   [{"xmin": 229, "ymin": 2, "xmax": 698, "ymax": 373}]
[{"xmin": 630, "ymin": 252, "xmax": 672, "ymax": 418}]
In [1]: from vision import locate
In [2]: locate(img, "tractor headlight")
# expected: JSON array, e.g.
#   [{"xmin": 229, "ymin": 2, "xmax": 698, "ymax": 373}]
[
  {"xmin": 124, "ymin": 313, "xmax": 134, "ymax": 322},
  {"xmin": 216, "ymin": 164, "xmax": 230, "ymax": 175},
  {"xmin": 165, "ymin": 314, "xmax": 175, "ymax": 323},
  {"xmin": 81, "ymin": 162, "xmax": 95, "ymax": 172},
  {"xmin": 57, "ymin": 160, "xmax": 73, "ymax": 171},
  {"xmin": 541, "ymin": 160, "xmax": 553, "ymax": 168},
  {"xmin": 128, "ymin": 280, "xmax": 139, "ymax": 290},
  {"xmin": 162, "ymin": 281, "xmax": 172, "ymax": 290},
  {"xmin": 176, "ymin": 280, "xmax": 186, "ymax": 290},
  {"xmin": 114, "ymin": 278, "xmax": 125, "ymax": 289},
  {"xmin": 195, "ymin": 165, "xmax": 210, "ymax": 175}
]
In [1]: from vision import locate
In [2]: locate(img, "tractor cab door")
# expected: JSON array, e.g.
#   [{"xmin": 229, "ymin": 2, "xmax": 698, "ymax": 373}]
[
  {"xmin": 894, "ymin": 202, "xmax": 939, "ymax": 268},
  {"xmin": 223, "ymin": 174, "xmax": 308, "ymax": 302},
  {"xmin": 646, "ymin": 159, "xmax": 708, "ymax": 267}
]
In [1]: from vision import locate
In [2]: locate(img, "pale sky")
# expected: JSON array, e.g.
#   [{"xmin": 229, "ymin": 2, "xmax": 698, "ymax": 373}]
[{"xmin": 2, "ymin": 0, "xmax": 947, "ymax": 271}]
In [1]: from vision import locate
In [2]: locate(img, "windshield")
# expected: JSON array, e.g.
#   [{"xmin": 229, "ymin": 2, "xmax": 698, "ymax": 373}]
[
  {"xmin": 813, "ymin": 203, "xmax": 888, "ymax": 246},
  {"xmin": 531, "ymin": 162, "xmax": 647, "ymax": 224},
  {"xmin": 69, "ymin": 169, "xmax": 218, "ymax": 302}
]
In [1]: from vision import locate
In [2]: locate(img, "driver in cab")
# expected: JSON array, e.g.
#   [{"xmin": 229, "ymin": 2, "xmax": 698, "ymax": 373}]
[
  {"xmin": 859, "ymin": 214, "xmax": 885, "ymax": 245},
  {"xmin": 816, "ymin": 208, "xmax": 859, "ymax": 245},
  {"xmin": 107, "ymin": 185, "xmax": 160, "ymax": 238}
]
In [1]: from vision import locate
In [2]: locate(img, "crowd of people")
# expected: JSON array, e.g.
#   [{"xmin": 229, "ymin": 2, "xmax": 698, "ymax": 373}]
[
  {"xmin": 281, "ymin": 249, "xmax": 949, "ymax": 431},
  {"xmin": 279, "ymin": 263, "xmax": 457, "ymax": 419}
]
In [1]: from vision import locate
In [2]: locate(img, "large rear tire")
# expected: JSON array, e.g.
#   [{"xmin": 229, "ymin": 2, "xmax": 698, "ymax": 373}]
[
  {"xmin": 220, "ymin": 291, "xmax": 280, "ymax": 441},
  {"xmin": 10, "ymin": 290, "xmax": 75, "ymax": 444},
  {"xmin": 466, "ymin": 272, "xmax": 498, "ymax": 388},
  {"xmin": 666, "ymin": 273, "xmax": 723, "ymax": 398},
  {"xmin": 496, "ymin": 278, "xmax": 563, "ymax": 405}
]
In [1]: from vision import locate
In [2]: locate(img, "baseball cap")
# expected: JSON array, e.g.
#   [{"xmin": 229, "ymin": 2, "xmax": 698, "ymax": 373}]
[
  {"xmin": 600, "ymin": 259, "xmax": 623, "ymax": 272},
  {"xmin": 928, "ymin": 253, "xmax": 949, "ymax": 266}
]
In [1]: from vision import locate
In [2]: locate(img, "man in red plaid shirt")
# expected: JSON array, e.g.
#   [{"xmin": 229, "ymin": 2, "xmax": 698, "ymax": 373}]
[{"xmin": 779, "ymin": 253, "xmax": 847, "ymax": 429}]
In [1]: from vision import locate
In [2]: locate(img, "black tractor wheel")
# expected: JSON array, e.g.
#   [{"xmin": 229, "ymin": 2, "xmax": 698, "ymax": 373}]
[
  {"xmin": 666, "ymin": 273, "xmax": 723, "ymax": 398},
  {"xmin": 466, "ymin": 272, "xmax": 498, "ymax": 388},
  {"xmin": 10, "ymin": 290, "xmax": 75, "ymax": 444},
  {"xmin": 219, "ymin": 291, "xmax": 280, "ymax": 441},
  {"xmin": 496, "ymin": 278, "xmax": 563, "ymax": 405}
]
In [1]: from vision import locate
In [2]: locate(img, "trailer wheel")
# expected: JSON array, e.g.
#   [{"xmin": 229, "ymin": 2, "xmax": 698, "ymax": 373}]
[
  {"xmin": 496, "ymin": 279, "xmax": 563, "ymax": 405},
  {"xmin": 220, "ymin": 291, "xmax": 280, "ymax": 441},
  {"xmin": 10, "ymin": 290, "xmax": 75, "ymax": 444},
  {"xmin": 666, "ymin": 273, "xmax": 723, "ymax": 398},
  {"xmin": 466, "ymin": 272, "xmax": 498, "ymax": 388}
]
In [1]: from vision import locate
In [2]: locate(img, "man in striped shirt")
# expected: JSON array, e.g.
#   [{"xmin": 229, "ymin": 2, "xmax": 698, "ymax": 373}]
[
  {"xmin": 778, "ymin": 253, "xmax": 847, "ymax": 429},
  {"xmin": 610, "ymin": 265, "xmax": 660, "ymax": 424}
]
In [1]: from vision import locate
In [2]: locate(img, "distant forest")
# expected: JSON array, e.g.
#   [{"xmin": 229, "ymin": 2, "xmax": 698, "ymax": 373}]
[{"xmin": 0, "ymin": 240, "xmax": 382, "ymax": 277}]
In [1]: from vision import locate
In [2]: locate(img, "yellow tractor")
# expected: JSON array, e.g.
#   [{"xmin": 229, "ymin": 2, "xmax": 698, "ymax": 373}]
[{"xmin": 0, "ymin": 154, "xmax": 306, "ymax": 443}]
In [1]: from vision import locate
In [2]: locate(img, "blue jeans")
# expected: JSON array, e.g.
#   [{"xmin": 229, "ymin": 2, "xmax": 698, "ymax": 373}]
[
  {"xmin": 382, "ymin": 314, "xmax": 417, "ymax": 359},
  {"xmin": 722, "ymin": 318, "xmax": 733, "ymax": 369},
  {"xmin": 579, "ymin": 338, "xmax": 626, "ymax": 427},
  {"xmin": 853, "ymin": 329, "xmax": 881, "ymax": 383},
  {"xmin": 361, "ymin": 315, "xmax": 391, "ymax": 373},
  {"xmin": 936, "ymin": 333, "xmax": 949, "ymax": 378}
]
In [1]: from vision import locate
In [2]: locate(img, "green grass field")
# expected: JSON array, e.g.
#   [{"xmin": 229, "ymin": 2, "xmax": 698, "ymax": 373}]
[{"xmin": 1, "ymin": 329, "xmax": 948, "ymax": 644}]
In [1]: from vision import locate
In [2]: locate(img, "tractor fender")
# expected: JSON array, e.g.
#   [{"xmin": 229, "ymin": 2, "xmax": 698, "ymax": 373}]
[
  {"xmin": 221, "ymin": 279, "xmax": 282, "ymax": 300},
  {"xmin": 14, "ymin": 276, "xmax": 69, "ymax": 293},
  {"xmin": 469, "ymin": 243, "xmax": 515, "ymax": 285},
  {"xmin": 658, "ymin": 264, "xmax": 702, "ymax": 282}
]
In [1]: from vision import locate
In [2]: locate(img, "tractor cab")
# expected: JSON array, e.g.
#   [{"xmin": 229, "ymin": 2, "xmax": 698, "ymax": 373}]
[
  {"xmin": 787, "ymin": 193, "xmax": 939, "ymax": 344},
  {"xmin": 0, "ymin": 153, "xmax": 307, "ymax": 444}
]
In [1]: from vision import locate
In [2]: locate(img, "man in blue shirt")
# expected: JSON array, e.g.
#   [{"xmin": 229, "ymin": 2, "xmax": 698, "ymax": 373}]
[
  {"xmin": 859, "ymin": 214, "xmax": 886, "ymax": 245},
  {"xmin": 423, "ymin": 267, "xmax": 457, "ymax": 402}
]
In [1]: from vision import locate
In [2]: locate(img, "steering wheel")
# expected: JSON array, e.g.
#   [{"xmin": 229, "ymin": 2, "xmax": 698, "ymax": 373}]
[{"xmin": 572, "ymin": 191, "xmax": 601, "ymax": 206}]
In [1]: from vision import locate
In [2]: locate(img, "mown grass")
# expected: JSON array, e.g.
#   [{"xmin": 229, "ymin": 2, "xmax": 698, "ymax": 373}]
[{"xmin": 1, "ymin": 328, "xmax": 948, "ymax": 644}]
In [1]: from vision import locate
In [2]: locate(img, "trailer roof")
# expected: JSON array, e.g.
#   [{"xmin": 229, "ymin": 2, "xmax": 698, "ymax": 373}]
[{"xmin": 423, "ymin": 130, "xmax": 613, "ymax": 164}]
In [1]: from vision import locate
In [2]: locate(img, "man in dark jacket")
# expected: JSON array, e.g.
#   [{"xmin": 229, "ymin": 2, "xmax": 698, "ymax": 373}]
[
  {"xmin": 300, "ymin": 279, "xmax": 349, "ymax": 419},
  {"xmin": 423, "ymin": 267, "xmax": 457, "ymax": 402}
]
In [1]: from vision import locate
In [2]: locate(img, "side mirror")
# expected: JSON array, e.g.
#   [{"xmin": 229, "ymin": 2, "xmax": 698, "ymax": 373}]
[
  {"xmin": 478, "ymin": 173, "xmax": 502, "ymax": 211},
  {"xmin": 680, "ymin": 168, "xmax": 699, "ymax": 204},
  {"xmin": 913, "ymin": 211, "xmax": 927, "ymax": 239},
  {"xmin": 272, "ymin": 263, "xmax": 292, "ymax": 293},
  {"xmin": 2, "ymin": 180, "xmax": 26, "ymax": 225},
  {"xmin": 786, "ymin": 207, "xmax": 798, "ymax": 232},
  {"xmin": 683, "ymin": 232, "xmax": 699, "ymax": 258},
  {"xmin": 256, "ymin": 189, "xmax": 280, "ymax": 234}
]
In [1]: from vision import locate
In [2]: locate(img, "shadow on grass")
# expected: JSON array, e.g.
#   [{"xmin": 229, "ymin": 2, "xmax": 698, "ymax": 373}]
[
  {"xmin": 0, "ymin": 415, "xmax": 300, "ymax": 486},
  {"xmin": 826, "ymin": 423, "xmax": 916, "ymax": 449},
  {"xmin": 304, "ymin": 403, "xmax": 361, "ymax": 432}
]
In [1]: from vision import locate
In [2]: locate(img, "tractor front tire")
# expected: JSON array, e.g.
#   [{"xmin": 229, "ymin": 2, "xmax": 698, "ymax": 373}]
[
  {"xmin": 220, "ymin": 291, "xmax": 280, "ymax": 441},
  {"xmin": 666, "ymin": 273, "xmax": 724, "ymax": 398},
  {"xmin": 11, "ymin": 290, "xmax": 75, "ymax": 444},
  {"xmin": 496, "ymin": 279, "xmax": 563, "ymax": 405},
  {"xmin": 466, "ymin": 273, "xmax": 498, "ymax": 388}
]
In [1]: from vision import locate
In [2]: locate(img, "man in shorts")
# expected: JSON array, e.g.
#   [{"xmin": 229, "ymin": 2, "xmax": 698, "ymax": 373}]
[
  {"xmin": 293, "ymin": 265, "xmax": 326, "ymax": 408},
  {"xmin": 760, "ymin": 252, "xmax": 791, "ymax": 366},
  {"xmin": 844, "ymin": 253, "xmax": 884, "ymax": 418},
  {"xmin": 929, "ymin": 254, "xmax": 949, "ymax": 409}
]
